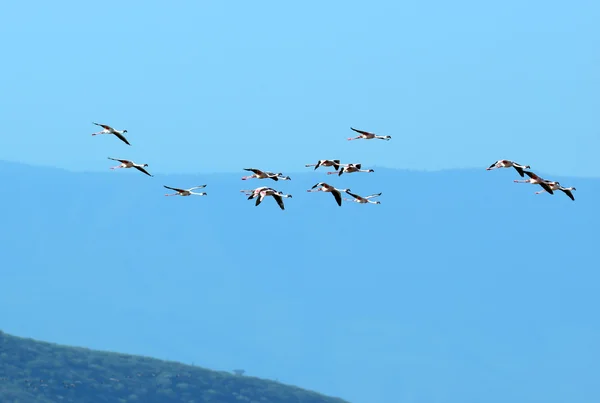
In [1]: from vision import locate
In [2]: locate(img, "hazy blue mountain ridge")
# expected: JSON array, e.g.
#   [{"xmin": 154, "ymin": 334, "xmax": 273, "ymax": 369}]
[{"xmin": 1, "ymin": 160, "xmax": 598, "ymax": 403}]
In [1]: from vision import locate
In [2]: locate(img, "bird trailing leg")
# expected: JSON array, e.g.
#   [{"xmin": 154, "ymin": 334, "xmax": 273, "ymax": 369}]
[
  {"xmin": 241, "ymin": 175, "xmax": 256, "ymax": 180},
  {"xmin": 110, "ymin": 165, "xmax": 124, "ymax": 170},
  {"xmin": 513, "ymin": 179, "xmax": 530, "ymax": 183},
  {"xmin": 535, "ymin": 189, "xmax": 549, "ymax": 195},
  {"xmin": 165, "ymin": 193, "xmax": 180, "ymax": 196},
  {"xmin": 347, "ymin": 136, "xmax": 361, "ymax": 141}
]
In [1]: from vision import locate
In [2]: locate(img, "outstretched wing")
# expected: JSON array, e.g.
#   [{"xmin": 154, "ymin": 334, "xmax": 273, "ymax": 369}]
[
  {"xmin": 311, "ymin": 183, "xmax": 323, "ymax": 189},
  {"xmin": 560, "ymin": 188, "xmax": 575, "ymax": 201},
  {"xmin": 539, "ymin": 181, "xmax": 554, "ymax": 194},
  {"xmin": 164, "ymin": 185, "xmax": 185, "ymax": 192},
  {"xmin": 332, "ymin": 190, "xmax": 343, "ymax": 206},
  {"xmin": 272, "ymin": 194, "xmax": 285, "ymax": 210},
  {"xmin": 513, "ymin": 165, "xmax": 525, "ymax": 177},
  {"xmin": 134, "ymin": 165, "xmax": 153, "ymax": 177},
  {"xmin": 108, "ymin": 157, "xmax": 130, "ymax": 163},
  {"xmin": 365, "ymin": 193, "xmax": 382, "ymax": 199},
  {"xmin": 93, "ymin": 122, "xmax": 113, "ymax": 130},
  {"xmin": 113, "ymin": 132, "xmax": 131, "ymax": 146},
  {"xmin": 350, "ymin": 127, "xmax": 375, "ymax": 136},
  {"xmin": 244, "ymin": 168, "xmax": 262, "ymax": 174},
  {"xmin": 345, "ymin": 191, "xmax": 362, "ymax": 200},
  {"xmin": 524, "ymin": 171, "xmax": 541, "ymax": 180}
]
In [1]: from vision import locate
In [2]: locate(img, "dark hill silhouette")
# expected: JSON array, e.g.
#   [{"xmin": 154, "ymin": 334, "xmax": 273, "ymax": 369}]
[{"xmin": 0, "ymin": 330, "xmax": 349, "ymax": 403}]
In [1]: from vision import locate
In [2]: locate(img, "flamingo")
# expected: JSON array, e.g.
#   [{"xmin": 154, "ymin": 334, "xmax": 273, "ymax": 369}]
[
  {"xmin": 514, "ymin": 171, "xmax": 554, "ymax": 194},
  {"xmin": 344, "ymin": 191, "xmax": 382, "ymax": 205},
  {"xmin": 307, "ymin": 183, "xmax": 351, "ymax": 207},
  {"xmin": 107, "ymin": 157, "xmax": 152, "ymax": 177},
  {"xmin": 241, "ymin": 168, "xmax": 280, "ymax": 181},
  {"xmin": 487, "ymin": 160, "xmax": 530, "ymax": 177},
  {"xmin": 254, "ymin": 188, "xmax": 293, "ymax": 210},
  {"xmin": 348, "ymin": 127, "xmax": 391, "ymax": 141},
  {"xmin": 242, "ymin": 186, "xmax": 269, "ymax": 199},
  {"xmin": 536, "ymin": 183, "xmax": 576, "ymax": 201},
  {"xmin": 92, "ymin": 122, "xmax": 131, "ymax": 146},
  {"xmin": 164, "ymin": 185, "xmax": 207, "ymax": 197},
  {"xmin": 264, "ymin": 171, "xmax": 291, "ymax": 181},
  {"xmin": 327, "ymin": 163, "xmax": 374, "ymax": 176},
  {"xmin": 305, "ymin": 160, "xmax": 342, "ymax": 171}
]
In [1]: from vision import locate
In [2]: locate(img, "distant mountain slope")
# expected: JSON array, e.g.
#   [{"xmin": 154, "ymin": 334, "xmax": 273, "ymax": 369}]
[
  {"xmin": 1, "ymin": 160, "xmax": 599, "ymax": 403},
  {"xmin": 0, "ymin": 331, "xmax": 349, "ymax": 403}
]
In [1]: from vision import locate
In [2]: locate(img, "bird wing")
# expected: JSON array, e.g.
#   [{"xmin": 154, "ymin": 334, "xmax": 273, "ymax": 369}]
[
  {"xmin": 134, "ymin": 165, "xmax": 153, "ymax": 177},
  {"xmin": 113, "ymin": 132, "xmax": 131, "ymax": 146},
  {"xmin": 332, "ymin": 190, "xmax": 343, "ymax": 206},
  {"xmin": 524, "ymin": 171, "xmax": 541, "ymax": 180},
  {"xmin": 311, "ymin": 183, "xmax": 322, "ymax": 189},
  {"xmin": 189, "ymin": 185, "xmax": 207, "ymax": 190},
  {"xmin": 108, "ymin": 157, "xmax": 130, "ymax": 163},
  {"xmin": 164, "ymin": 185, "xmax": 185, "ymax": 192},
  {"xmin": 365, "ymin": 193, "xmax": 382, "ymax": 199},
  {"xmin": 350, "ymin": 127, "xmax": 375, "ymax": 136},
  {"xmin": 513, "ymin": 165, "xmax": 525, "ymax": 177},
  {"xmin": 539, "ymin": 181, "xmax": 554, "ymax": 194},
  {"xmin": 333, "ymin": 160, "xmax": 340, "ymax": 170},
  {"xmin": 560, "ymin": 188, "xmax": 575, "ymax": 200},
  {"xmin": 93, "ymin": 122, "xmax": 113, "ymax": 130},
  {"xmin": 255, "ymin": 194, "xmax": 263, "ymax": 206},
  {"xmin": 272, "ymin": 194, "xmax": 285, "ymax": 210},
  {"xmin": 345, "ymin": 191, "xmax": 362, "ymax": 200},
  {"xmin": 244, "ymin": 168, "xmax": 263, "ymax": 174}
]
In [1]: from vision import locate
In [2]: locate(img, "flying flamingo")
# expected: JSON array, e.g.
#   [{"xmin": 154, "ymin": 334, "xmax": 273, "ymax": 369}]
[
  {"xmin": 92, "ymin": 123, "xmax": 131, "ymax": 146},
  {"xmin": 487, "ymin": 159, "xmax": 530, "ymax": 177},
  {"xmin": 327, "ymin": 163, "xmax": 374, "ymax": 176},
  {"xmin": 307, "ymin": 182, "xmax": 351, "ymax": 207},
  {"xmin": 536, "ymin": 183, "xmax": 576, "ymax": 200},
  {"xmin": 241, "ymin": 168, "xmax": 280, "ymax": 181},
  {"xmin": 107, "ymin": 157, "xmax": 152, "ymax": 177},
  {"xmin": 514, "ymin": 171, "xmax": 554, "ymax": 194},
  {"xmin": 254, "ymin": 188, "xmax": 293, "ymax": 210},
  {"xmin": 305, "ymin": 160, "xmax": 342, "ymax": 171},
  {"xmin": 164, "ymin": 185, "xmax": 207, "ymax": 197},
  {"xmin": 343, "ymin": 191, "xmax": 382, "ymax": 205},
  {"xmin": 347, "ymin": 127, "xmax": 391, "ymax": 141}
]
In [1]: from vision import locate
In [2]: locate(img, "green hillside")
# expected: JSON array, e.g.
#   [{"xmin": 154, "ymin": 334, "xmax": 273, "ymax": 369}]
[{"xmin": 0, "ymin": 331, "xmax": 349, "ymax": 403}]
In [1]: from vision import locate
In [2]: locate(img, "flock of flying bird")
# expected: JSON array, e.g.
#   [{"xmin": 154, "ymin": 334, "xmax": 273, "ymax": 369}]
[
  {"xmin": 92, "ymin": 122, "xmax": 577, "ymax": 209},
  {"xmin": 92, "ymin": 123, "xmax": 391, "ymax": 210},
  {"xmin": 486, "ymin": 159, "xmax": 577, "ymax": 200}
]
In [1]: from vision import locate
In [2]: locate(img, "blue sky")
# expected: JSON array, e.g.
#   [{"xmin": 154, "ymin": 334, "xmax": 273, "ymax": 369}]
[{"xmin": 1, "ymin": 0, "xmax": 599, "ymax": 177}]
